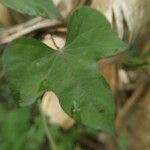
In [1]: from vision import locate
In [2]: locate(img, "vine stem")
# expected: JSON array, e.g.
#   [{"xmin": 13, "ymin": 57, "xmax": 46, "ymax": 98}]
[{"xmin": 38, "ymin": 100, "xmax": 57, "ymax": 150}]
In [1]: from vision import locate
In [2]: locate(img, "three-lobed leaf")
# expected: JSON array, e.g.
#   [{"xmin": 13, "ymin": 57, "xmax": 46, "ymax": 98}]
[
  {"xmin": 3, "ymin": 7, "xmax": 127, "ymax": 134},
  {"xmin": 0, "ymin": 0, "xmax": 62, "ymax": 20}
]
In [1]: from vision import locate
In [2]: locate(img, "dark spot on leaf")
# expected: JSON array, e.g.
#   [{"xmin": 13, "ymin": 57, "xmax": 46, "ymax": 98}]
[{"xmin": 99, "ymin": 109, "xmax": 105, "ymax": 114}]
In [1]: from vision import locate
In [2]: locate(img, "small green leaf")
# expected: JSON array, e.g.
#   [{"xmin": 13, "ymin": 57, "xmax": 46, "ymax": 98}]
[
  {"xmin": 3, "ymin": 7, "xmax": 127, "ymax": 134},
  {"xmin": 0, "ymin": 0, "xmax": 62, "ymax": 20}
]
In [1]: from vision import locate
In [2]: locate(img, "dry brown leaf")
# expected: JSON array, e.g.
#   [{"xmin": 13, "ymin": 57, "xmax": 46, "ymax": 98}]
[
  {"xmin": 40, "ymin": 91, "xmax": 75, "ymax": 130},
  {"xmin": 53, "ymin": 0, "xmax": 86, "ymax": 19},
  {"xmin": 118, "ymin": 69, "xmax": 129, "ymax": 90},
  {"xmin": 91, "ymin": 0, "xmax": 114, "ymax": 17},
  {"xmin": 0, "ymin": 4, "xmax": 12, "ymax": 26},
  {"xmin": 129, "ymin": 87, "xmax": 150, "ymax": 150},
  {"xmin": 42, "ymin": 34, "xmax": 65, "ymax": 50},
  {"xmin": 92, "ymin": 0, "xmax": 150, "ymax": 42}
]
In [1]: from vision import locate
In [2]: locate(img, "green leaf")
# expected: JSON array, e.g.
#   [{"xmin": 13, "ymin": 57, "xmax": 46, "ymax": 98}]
[
  {"xmin": 65, "ymin": 7, "xmax": 126, "ymax": 61},
  {"xmin": 0, "ymin": 106, "xmax": 45, "ymax": 150},
  {"xmin": 0, "ymin": 0, "xmax": 62, "ymax": 20},
  {"xmin": 3, "ymin": 7, "xmax": 127, "ymax": 134},
  {"xmin": 49, "ymin": 126, "xmax": 79, "ymax": 150}
]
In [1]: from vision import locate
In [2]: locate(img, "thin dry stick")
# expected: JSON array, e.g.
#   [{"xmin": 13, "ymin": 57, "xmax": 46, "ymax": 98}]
[
  {"xmin": 3, "ymin": 17, "xmax": 44, "ymax": 34},
  {"xmin": 0, "ymin": 17, "xmax": 61, "ymax": 44},
  {"xmin": 115, "ymin": 81, "xmax": 147, "ymax": 133}
]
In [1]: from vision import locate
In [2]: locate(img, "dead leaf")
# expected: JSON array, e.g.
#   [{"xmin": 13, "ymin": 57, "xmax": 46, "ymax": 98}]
[
  {"xmin": 42, "ymin": 34, "xmax": 65, "ymax": 50},
  {"xmin": 53, "ymin": 0, "xmax": 86, "ymax": 19},
  {"xmin": 40, "ymin": 91, "xmax": 75, "ymax": 130},
  {"xmin": 92, "ymin": 0, "xmax": 150, "ymax": 42},
  {"xmin": 0, "ymin": 4, "xmax": 12, "ymax": 26}
]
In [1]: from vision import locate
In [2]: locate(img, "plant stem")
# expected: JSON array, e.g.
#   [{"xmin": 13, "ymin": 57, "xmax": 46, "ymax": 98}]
[{"xmin": 39, "ymin": 101, "xmax": 57, "ymax": 150}]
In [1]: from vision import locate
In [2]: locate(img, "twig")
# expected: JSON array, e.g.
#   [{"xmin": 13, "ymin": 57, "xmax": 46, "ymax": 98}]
[
  {"xmin": 115, "ymin": 80, "xmax": 148, "ymax": 133},
  {"xmin": 2, "ymin": 17, "xmax": 44, "ymax": 34},
  {"xmin": 0, "ymin": 17, "xmax": 62, "ymax": 44}
]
